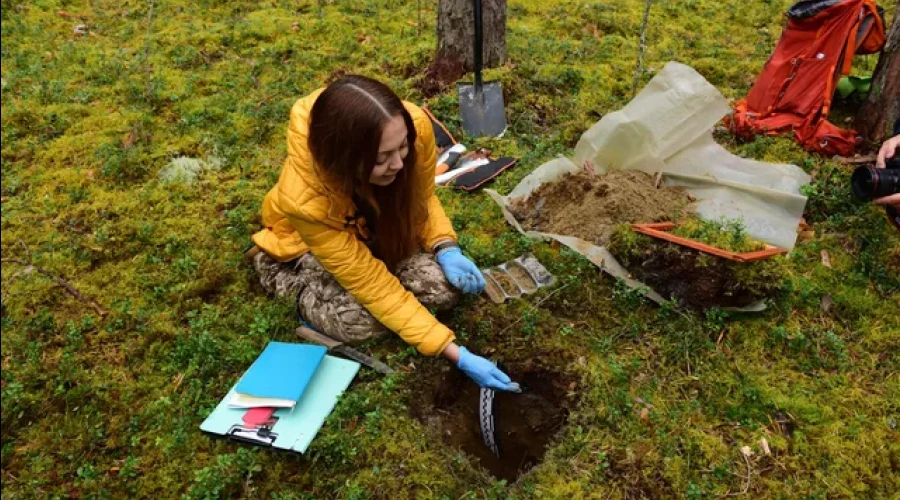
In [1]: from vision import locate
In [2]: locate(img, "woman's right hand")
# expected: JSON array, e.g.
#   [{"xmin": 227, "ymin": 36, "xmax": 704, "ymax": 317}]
[{"xmin": 442, "ymin": 343, "xmax": 521, "ymax": 392}]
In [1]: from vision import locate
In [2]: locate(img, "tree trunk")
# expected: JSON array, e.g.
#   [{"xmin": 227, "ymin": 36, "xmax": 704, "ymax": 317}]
[
  {"xmin": 855, "ymin": 9, "xmax": 900, "ymax": 143},
  {"xmin": 436, "ymin": 0, "xmax": 507, "ymax": 72}
]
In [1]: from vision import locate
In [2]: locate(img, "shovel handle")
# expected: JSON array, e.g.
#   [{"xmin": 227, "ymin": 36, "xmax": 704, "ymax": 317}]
[
  {"xmin": 473, "ymin": 0, "xmax": 483, "ymax": 97},
  {"xmin": 296, "ymin": 326, "xmax": 342, "ymax": 349}
]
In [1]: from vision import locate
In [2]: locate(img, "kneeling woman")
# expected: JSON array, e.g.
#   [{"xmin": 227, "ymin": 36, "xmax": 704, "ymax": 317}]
[{"xmin": 249, "ymin": 75, "xmax": 519, "ymax": 392}]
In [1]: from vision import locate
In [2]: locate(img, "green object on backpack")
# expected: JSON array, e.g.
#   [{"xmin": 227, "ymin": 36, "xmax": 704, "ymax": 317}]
[{"xmin": 836, "ymin": 75, "xmax": 872, "ymax": 99}]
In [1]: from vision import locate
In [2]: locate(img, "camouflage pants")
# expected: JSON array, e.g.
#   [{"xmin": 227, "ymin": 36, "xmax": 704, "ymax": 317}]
[{"xmin": 251, "ymin": 251, "xmax": 460, "ymax": 344}]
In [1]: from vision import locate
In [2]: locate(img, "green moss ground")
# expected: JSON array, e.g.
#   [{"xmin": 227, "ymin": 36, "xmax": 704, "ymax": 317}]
[{"xmin": 2, "ymin": 1, "xmax": 898, "ymax": 498}]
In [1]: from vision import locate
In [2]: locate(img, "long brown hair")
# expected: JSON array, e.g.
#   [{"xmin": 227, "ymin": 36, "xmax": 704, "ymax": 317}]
[{"xmin": 307, "ymin": 75, "xmax": 425, "ymax": 270}]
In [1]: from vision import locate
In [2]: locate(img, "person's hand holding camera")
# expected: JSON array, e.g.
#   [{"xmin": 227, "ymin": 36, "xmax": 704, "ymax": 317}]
[
  {"xmin": 873, "ymin": 134, "xmax": 900, "ymax": 209},
  {"xmin": 876, "ymin": 134, "xmax": 900, "ymax": 169}
]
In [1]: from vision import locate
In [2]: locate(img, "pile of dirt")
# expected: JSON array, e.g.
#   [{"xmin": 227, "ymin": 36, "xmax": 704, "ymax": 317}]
[
  {"xmin": 410, "ymin": 364, "xmax": 574, "ymax": 482},
  {"xmin": 509, "ymin": 169, "xmax": 695, "ymax": 245}
]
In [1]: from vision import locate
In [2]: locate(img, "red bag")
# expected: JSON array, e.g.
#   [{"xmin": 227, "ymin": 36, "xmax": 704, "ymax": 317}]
[{"xmin": 728, "ymin": 0, "xmax": 885, "ymax": 156}]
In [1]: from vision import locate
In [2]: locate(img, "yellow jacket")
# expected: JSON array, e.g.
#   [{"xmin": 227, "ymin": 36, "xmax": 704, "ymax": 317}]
[{"xmin": 252, "ymin": 89, "xmax": 457, "ymax": 356}]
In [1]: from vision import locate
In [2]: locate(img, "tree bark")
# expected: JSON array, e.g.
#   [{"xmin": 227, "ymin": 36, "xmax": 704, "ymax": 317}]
[
  {"xmin": 855, "ymin": 9, "xmax": 900, "ymax": 143},
  {"xmin": 436, "ymin": 0, "xmax": 507, "ymax": 72}
]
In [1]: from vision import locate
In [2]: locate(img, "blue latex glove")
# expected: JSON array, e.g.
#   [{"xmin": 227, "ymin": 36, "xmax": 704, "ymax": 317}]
[
  {"xmin": 457, "ymin": 347, "xmax": 521, "ymax": 392},
  {"xmin": 436, "ymin": 247, "xmax": 486, "ymax": 294}
]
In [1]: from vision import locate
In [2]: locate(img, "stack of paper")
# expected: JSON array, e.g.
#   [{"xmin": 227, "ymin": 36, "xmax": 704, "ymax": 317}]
[{"xmin": 227, "ymin": 342, "xmax": 327, "ymax": 409}]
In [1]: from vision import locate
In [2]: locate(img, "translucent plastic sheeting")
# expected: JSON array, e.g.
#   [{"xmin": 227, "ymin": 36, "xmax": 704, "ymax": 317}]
[{"xmin": 486, "ymin": 62, "xmax": 811, "ymax": 311}]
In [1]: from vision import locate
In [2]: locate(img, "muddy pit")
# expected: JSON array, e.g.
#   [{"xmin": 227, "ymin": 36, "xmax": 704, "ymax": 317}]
[
  {"xmin": 618, "ymin": 243, "xmax": 757, "ymax": 308},
  {"xmin": 411, "ymin": 365, "xmax": 574, "ymax": 482},
  {"xmin": 509, "ymin": 169, "xmax": 695, "ymax": 245}
]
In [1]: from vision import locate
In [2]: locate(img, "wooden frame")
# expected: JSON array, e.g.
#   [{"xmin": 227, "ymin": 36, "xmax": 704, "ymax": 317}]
[{"xmin": 630, "ymin": 222, "xmax": 787, "ymax": 263}]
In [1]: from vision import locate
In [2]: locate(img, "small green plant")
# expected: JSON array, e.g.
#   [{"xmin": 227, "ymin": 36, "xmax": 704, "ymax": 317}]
[
  {"xmin": 95, "ymin": 142, "xmax": 150, "ymax": 182},
  {"xmin": 611, "ymin": 277, "xmax": 650, "ymax": 309},
  {"xmin": 520, "ymin": 308, "xmax": 539, "ymax": 337},
  {"xmin": 594, "ymin": 451, "xmax": 610, "ymax": 476},
  {"xmin": 185, "ymin": 450, "xmax": 261, "ymax": 500}
]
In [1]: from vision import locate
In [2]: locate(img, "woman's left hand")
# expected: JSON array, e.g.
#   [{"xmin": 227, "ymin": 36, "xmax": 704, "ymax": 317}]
[{"xmin": 436, "ymin": 247, "xmax": 486, "ymax": 294}]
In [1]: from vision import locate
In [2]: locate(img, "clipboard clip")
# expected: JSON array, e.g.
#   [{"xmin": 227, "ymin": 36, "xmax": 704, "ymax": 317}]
[{"xmin": 227, "ymin": 424, "xmax": 278, "ymax": 446}]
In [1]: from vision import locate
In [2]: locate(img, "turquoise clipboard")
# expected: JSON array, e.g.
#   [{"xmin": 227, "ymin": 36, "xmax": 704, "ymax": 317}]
[{"xmin": 201, "ymin": 355, "xmax": 360, "ymax": 453}]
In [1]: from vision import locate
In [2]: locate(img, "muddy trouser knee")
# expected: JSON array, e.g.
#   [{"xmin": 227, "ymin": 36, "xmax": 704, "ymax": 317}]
[
  {"xmin": 250, "ymin": 251, "xmax": 308, "ymax": 298},
  {"xmin": 394, "ymin": 253, "xmax": 459, "ymax": 312},
  {"xmin": 253, "ymin": 251, "xmax": 460, "ymax": 344}
]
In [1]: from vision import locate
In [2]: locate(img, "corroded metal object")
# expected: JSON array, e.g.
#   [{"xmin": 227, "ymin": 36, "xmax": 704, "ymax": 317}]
[{"xmin": 481, "ymin": 253, "xmax": 556, "ymax": 303}]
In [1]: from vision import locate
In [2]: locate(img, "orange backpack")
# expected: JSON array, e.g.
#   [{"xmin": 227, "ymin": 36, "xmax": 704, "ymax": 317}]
[{"xmin": 729, "ymin": 0, "xmax": 885, "ymax": 156}]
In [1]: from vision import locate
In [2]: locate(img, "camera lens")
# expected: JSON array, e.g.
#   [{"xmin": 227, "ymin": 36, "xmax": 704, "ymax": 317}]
[{"xmin": 851, "ymin": 166, "xmax": 900, "ymax": 201}]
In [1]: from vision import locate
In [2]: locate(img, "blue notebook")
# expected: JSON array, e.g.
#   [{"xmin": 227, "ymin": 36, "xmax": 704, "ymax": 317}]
[{"xmin": 232, "ymin": 342, "xmax": 327, "ymax": 407}]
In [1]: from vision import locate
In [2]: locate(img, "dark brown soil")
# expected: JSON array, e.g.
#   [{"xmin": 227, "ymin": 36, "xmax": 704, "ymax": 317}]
[
  {"xmin": 612, "ymin": 240, "xmax": 783, "ymax": 309},
  {"xmin": 509, "ymin": 169, "xmax": 695, "ymax": 245},
  {"xmin": 415, "ymin": 58, "xmax": 467, "ymax": 98},
  {"xmin": 410, "ymin": 365, "xmax": 573, "ymax": 482}
]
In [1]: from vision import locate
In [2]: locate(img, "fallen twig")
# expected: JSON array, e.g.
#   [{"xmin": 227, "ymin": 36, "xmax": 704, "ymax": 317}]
[
  {"xmin": 723, "ymin": 448, "xmax": 752, "ymax": 496},
  {"xmin": 685, "ymin": 344, "xmax": 692, "ymax": 376},
  {"xmin": 17, "ymin": 238, "xmax": 30, "ymax": 256},
  {"xmin": 654, "ymin": 170, "xmax": 664, "ymax": 189},
  {"xmin": 582, "ymin": 160, "xmax": 597, "ymax": 181},
  {"xmin": 499, "ymin": 282, "xmax": 571, "ymax": 336},
  {"xmin": 2, "ymin": 258, "xmax": 107, "ymax": 316},
  {"xmin": 141, "ymin": 0, "xmax": 157, "ymax": 101},
  {"xmin": 835, "ymin": 154, "xmax": 876, "ymax": 165},
  {"xmin": 631, "ymin": 0, "xmax": 654, "ymax": 98}
]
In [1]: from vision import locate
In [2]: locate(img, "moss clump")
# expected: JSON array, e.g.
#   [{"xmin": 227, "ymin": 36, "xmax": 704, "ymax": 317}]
[{"xmin": 671, "ymin": 217, "xmax": 767, "ymax": 253}]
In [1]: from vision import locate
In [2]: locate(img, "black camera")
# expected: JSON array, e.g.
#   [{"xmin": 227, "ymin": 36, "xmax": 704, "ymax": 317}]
[
  {"xmin": 852, "ymin": 155, "xmax": 900, "ymax": 231},
  {"xmin": 851, "ymin": 162, "xmax": 900, "ymax": 201}
]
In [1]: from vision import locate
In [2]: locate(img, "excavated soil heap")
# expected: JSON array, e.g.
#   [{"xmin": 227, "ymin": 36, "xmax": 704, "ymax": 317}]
[{"xmin": 509, "ymin": 170, "xmax": 695, "ymax": 245}]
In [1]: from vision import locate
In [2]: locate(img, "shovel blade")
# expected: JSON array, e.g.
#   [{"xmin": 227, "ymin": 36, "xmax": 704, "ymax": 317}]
[{"xmin": 458, "ymin": 81, "xmax": 507, "ymax": 138}]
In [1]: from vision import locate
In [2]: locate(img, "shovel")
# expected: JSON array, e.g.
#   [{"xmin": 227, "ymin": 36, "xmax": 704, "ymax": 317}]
[
  {"xmin": 457, "ymin": 0, "xmax": 507, "ymax": 137},
  {"xmin": 296, "ymin": 326, "xmax": 395, "ymax": 375}
]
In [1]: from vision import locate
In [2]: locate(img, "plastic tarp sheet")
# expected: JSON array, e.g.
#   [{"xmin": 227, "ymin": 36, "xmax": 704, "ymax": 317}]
[{"xmin": 485, "ymin": 62, "xmax": 811, "ymax": 309}]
